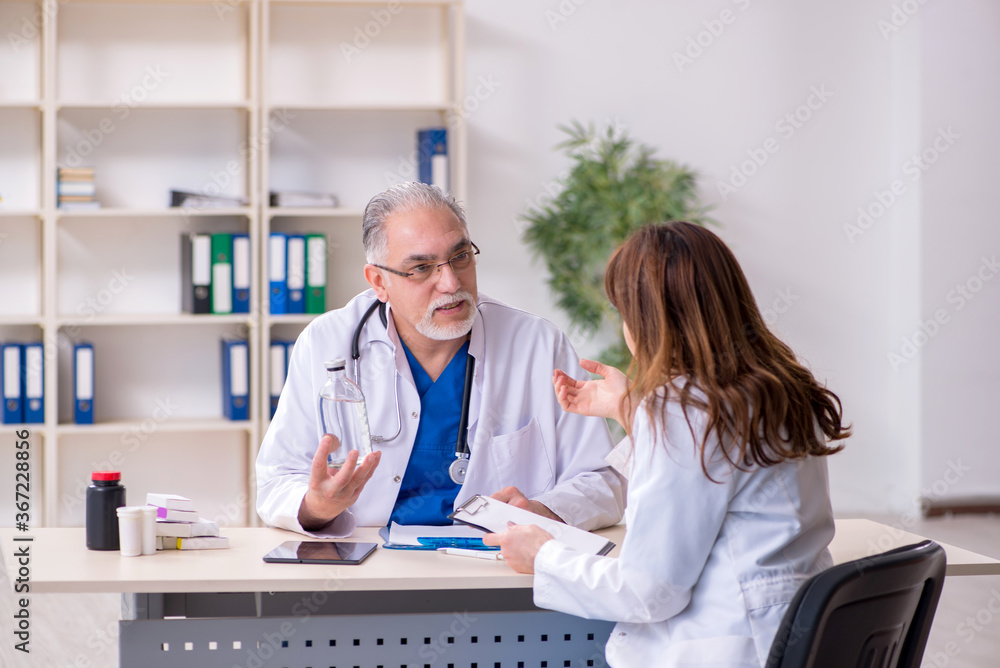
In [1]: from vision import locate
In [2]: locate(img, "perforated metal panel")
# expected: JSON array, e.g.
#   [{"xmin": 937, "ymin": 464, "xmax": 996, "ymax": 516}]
[{"xmin": 119, "ymin": 610, "xmax": 613, "ymax": 668}]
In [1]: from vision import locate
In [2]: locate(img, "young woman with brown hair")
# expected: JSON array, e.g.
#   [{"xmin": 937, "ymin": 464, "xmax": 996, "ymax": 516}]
[{"xmin": 485, "ymin": 221, "xmax": 850, "ymax": 667}]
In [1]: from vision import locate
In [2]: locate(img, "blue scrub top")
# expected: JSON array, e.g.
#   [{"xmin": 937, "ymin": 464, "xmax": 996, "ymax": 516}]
[{"xmin": 388, "ymin": 340, "xmax": 469, "ymax": 526}]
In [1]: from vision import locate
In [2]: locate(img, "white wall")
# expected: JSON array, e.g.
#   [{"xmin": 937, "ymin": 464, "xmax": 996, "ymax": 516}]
[{"xmin": 463, "ymin": 0, "xmax": 999, "ymax": 515}]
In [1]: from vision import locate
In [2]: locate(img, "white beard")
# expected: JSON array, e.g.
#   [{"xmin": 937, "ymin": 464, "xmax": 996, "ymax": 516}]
[{"xmin": 415, "ymin": 291, "xmax": 476, "ymax": 341}]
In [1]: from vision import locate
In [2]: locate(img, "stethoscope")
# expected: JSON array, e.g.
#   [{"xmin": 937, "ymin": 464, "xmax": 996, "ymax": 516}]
[{"xmin": 351, "ymin": 299, "xmax": 475, "ymax": 485}]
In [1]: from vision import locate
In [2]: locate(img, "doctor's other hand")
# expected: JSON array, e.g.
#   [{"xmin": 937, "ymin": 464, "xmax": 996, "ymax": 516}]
[
  {"xmin": 490, "ymin": 486, "xmax": 564, "ymax": 523},
  {"xmin": 298, "ymin": 435, "xmax": 381, "ymax": 531},
  {"xmin": 553, "ymin": 358, "xmax": 631, "ymax": 428},
  {"xmin": 482, "ymin": 522, "xmax": 554, "ymax": 574}
]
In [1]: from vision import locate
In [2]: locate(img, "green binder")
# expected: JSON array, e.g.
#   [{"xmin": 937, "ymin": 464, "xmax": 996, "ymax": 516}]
[
  {"xmin": 211, "ymin": 233, "xmax": 233, "ymax": 314},
  {"xmin": 305, "ymin": 233, "xmax": 327, "ymax": 314}
]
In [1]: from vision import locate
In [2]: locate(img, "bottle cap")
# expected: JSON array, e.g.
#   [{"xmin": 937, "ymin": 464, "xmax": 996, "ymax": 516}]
[
  {"xmin": 92, "ymin": 471, "xmax": 121, "ymax": 481},
  {"xmin": 325, "ymin": 359, "xmax": 346, "ymax": 372},
  {"xmin": 116, "ymin": 506, "xmax": 142, "ymax": 518}
]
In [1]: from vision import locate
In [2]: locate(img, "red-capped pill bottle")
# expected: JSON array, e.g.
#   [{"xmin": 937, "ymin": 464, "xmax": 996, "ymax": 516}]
[{"xmin": 86, "ymin": 471, "xmax": 126, "ymax": 550}]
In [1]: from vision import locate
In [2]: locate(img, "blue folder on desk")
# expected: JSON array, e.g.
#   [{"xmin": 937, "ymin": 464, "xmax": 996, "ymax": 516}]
[{"xmin": 2, "ymin": 343, "xmax": 23, "ymax": 424}]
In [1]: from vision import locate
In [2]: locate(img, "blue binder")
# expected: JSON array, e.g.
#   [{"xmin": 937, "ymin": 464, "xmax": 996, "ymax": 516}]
[
  {"xmin": 232, "ymin": 233, "xmax": 251, "ymax": 314},
  {"xmin": 74, "ymin": 343, "xmax": 94, "ymax": 424},
  {"xmin": 221, "ymin": 339, "xmax": 249, "ymax": 421},
  {"xmin": 418, "ymin": 127, "xmax": 449, "ymax": 192},
  {"xmin": 269, "ymin": 233, "xmax": 288, "ymax": 315},
  {"xmin": 2, "ymin": 343, "xmax": 23, "ymax": 424},
  {"xmin": 286, "ymin": 234, "xmax": 306, "ymax": 314},
  {"xmin": 22, "ymin": 342, "xmax": 44, "ymax": 424},
  {"xmin": 269, "ymin": 340, "xmax": 289, "ymax": 419}
]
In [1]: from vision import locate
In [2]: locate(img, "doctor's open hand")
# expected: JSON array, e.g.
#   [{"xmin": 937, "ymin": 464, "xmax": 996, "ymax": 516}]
[
  {"xmin": 553, "ymin": 359, "xmax": 631, "ymax": 429},
  {"xmin": 482, "ymin": 522, "xmax": 554, "ymax": 574},
  {"xmin": 298, "ymin": 435, "xmax": 381, "ymax": 531}
]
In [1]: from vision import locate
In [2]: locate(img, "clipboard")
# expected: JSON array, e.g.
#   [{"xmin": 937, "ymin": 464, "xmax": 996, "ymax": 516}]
[{"xmin": 449, "ymin": 495, "xmax": 616, "ymax": 557}]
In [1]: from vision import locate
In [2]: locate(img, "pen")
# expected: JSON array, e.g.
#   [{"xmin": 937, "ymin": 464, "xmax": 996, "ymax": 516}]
[
  {"xmin": 439, "ymin": 548, "xmax": 504, "ymax": 561},
  {"xmin": 417, "ymin": 537, "xmax": 497, "ymax": 550}
]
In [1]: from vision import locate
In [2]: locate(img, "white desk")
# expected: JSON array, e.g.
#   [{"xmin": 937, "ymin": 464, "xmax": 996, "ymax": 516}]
[{"xmin": 2, "ymin": 520, "xmax": 997, "ymax": 667}]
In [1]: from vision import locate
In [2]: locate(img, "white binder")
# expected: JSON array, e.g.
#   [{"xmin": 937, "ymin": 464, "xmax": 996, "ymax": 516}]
[{"xmin": 450, "ymin": 495, "xmax": 615, "ymax": 556}]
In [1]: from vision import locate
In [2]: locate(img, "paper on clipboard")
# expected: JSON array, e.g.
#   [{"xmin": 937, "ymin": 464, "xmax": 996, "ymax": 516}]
[{"xmin": 448, "ymin": 495, "xmax": 615, "ymax": 556}]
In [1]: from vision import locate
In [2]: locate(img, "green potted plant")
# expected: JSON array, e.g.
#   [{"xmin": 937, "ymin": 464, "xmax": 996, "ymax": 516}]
[{"xmin": 521, "ymin": 121, "xmax": 713, "ymax": 370}]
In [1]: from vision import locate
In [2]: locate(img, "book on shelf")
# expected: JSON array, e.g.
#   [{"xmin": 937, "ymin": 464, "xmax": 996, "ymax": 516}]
[
  {"xmin": 210, "ymin": 233, "xmax": 233, "ymax": 315},
  {"xmin": 146, "ymin": 493, "xmax": 195, "ymax": 512},
  {"xmin": 269, "ymin": 191, "xmax": 339, "ymax": 208},
  {"xmin": 232, "ymin": 233, "xmax": 250, "ymax": 314},
  {"xmin": 221, "ymin": 338, "xmax": 249, "ymax": 421},
  {"xmin": 58, "ymin": 166, "xmax": 99, "ymax": 209},
  {"xmin": 1, "ymin": 343, "xmax": 23, "ymax": 424},
  {"xmin": 23, "ymin": 342, "xmax": 43, "ymax": 424},
  {"xmin": 269, "ymin": 233, "xmax": 288, "ymax": 315},
  {"xmin": 170, "ymin": 190, "xmax": 248, "ymax": 209},
  {"xmin": 418, "ymin": 127, "xmax": 449, "ymax": 192},
  {"xmin": 155, "ymin": 517, "xmax": 220, "ymax": 538},
  {"xmin": 305, "ymin": 233, "xmax": 327, "ymax": 314},
  {"xmin": 286, "ymin": 234, "xmax": 306, "ymax": 314},
  {"xmin": 269, "ymin": 339, "xmax": 292, "ymax": 418},
  {"xmin": 180, "ymin": 233, "xmax": 212, "ymax": 314},
  {"xmin": 73, "ymin": 343, "xmax": 94, "ymax": 424}
]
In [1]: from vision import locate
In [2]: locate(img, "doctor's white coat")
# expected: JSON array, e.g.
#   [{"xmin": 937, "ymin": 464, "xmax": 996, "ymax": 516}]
[
  {"xmin": 256, "ymin": 290, "xmax": 625, "ymax": 537},
  {"xmin": 532, "ymin": 392, "xmax": 835, "ymax": 667}
]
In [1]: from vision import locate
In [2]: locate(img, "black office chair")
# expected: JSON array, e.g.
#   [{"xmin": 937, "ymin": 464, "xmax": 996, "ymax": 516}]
[{"xmin": 766, "ymin": 540, "xmax": 947, "ymax": 668}]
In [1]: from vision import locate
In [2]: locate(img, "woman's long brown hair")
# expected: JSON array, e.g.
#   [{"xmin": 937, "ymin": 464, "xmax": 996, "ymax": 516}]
[{"xmin": 605, "ymin": 222, "xmax": 849, "ymax": 477}]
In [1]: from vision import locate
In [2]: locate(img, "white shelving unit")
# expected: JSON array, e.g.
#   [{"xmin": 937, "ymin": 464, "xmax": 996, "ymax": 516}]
[{"xmin": 0, "ymin": 0, "xmax": 465, "ymax": 528}]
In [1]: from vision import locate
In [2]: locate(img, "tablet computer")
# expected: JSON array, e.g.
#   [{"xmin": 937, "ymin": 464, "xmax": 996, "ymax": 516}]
[{"xmin": 262, "ymin": 540, "xmax": 378, "ymax": 565}]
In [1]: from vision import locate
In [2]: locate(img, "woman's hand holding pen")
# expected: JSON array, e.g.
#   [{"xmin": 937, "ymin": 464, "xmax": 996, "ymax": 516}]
[
  {"xmin": 482, "ymin": 522, "xmax": 554, "ymax": 574},
  {"xmin": 553, "ymin": 358, "xmax": 631, "ymax": 429}
]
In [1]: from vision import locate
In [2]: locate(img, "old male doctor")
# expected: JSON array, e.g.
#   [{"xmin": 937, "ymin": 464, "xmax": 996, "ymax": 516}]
[{"xmin": 256, "ymin": 182, "xmax": 624, "ymax": 537}]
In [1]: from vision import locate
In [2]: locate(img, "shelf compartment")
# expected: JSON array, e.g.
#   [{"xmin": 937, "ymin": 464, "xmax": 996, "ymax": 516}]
[
  {"xmin": 57, "ymin": 214, "xmax": 250, "ymax": 317},
  {"xmin": 0, "ymin": 217, "xmax": 42, "ymax": 317},
  {"xmin": 0, "ymin": 108, "xmax": 41, "ymax": 211},
  {"xmin": 267, "ymin": 108, "xmax": 445, "ymax": 210},
  {"xmin": 57, "ymin": 1, "xmax": 250, "ymax": 105},
  {"xmin": 269, "ymin": 214, "xmax": 370, "ymax": 313},
  {"xmin": 55, "ymin": 323, "xmax": 254, "ymax": 424},
  {"xmin": 266, "ymin": 2, "xmax": 448, "ymax": 107},
  {"xmin": 56, "ymin": 108, "xmax": 251, "ymax": 210},
  {"xmin": 0, "ymin": 2, "xmax": 41, "ymax": 104}
]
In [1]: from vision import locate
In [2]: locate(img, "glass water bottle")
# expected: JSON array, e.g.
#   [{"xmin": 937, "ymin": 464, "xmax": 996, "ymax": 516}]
[{"xmin": 318, "ymin": 359, "xmax": 372, "ymax": 468}]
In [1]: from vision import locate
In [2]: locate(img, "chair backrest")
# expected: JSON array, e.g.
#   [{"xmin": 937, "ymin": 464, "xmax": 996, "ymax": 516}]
[{"xmin": 766, "ymin": 540, "xmax": 947, "ymax": 668}]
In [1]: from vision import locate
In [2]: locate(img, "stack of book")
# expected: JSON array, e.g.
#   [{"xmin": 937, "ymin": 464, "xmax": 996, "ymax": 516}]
[
  {"xmin": 147, "ymin": 493, "xmax": 229, "ymax": 550},
  {"xmin": 58, "ymin": 167, "xmax": 100, "ymax": 210}
]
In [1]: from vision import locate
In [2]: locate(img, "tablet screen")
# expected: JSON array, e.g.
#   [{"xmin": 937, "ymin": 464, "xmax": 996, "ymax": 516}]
[{"xmin": 263, "ymin": 541, "xmax": 378, "ymax": 565}]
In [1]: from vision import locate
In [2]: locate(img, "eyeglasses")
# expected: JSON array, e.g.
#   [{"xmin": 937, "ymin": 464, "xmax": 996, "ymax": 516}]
[{"xmin": 373, "ymin": 243, "xmax": 480, "ymax": 284}]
